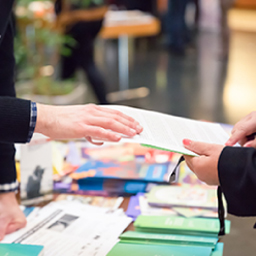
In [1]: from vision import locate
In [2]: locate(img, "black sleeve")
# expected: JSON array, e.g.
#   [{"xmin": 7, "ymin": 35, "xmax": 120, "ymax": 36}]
[
  {"xmin": 218, "ymin": 146, "xmax": 256, "ymax": 216},
  {"xmin": 0, "ymin": 96, "xmax": 31, "ymax": 143},
  {"xmin": 0, "ymin": 1, "xmax": 29, "ymax": 188},
  {"xmin": 0, "ymin": 0, "xmax": 14, "ymax": 46}
]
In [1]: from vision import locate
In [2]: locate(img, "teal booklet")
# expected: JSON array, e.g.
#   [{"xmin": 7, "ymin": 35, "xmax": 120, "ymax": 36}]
[
  {"xmin": 0, "ymin": 243, "xmax": 44, "ymax": 256},
  {"xmin": 107, "ymin": 242, "xmax": 212, "ymax": 256},
  {"xmin": 120, "ymin": 231, "xmax": 218, "ymax": 248},
  {"xmin": 212, "ymin": 243, "xmax": 224, "ymax": 256},
  {"xmin": 134, "ymin": 215, "xmax": 230, "ymax": 237}
]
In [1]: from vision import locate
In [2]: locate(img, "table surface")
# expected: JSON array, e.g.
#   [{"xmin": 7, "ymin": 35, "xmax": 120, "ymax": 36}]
[{"xmin": 100, "ymin": 16, "xmax": 160, "ymax": 39}]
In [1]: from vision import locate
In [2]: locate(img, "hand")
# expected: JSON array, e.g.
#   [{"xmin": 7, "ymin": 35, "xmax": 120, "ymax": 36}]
[
  {"xmin": 182, "ymin": 139, "xmax": 224, "ymax": 185},
  {"xmin": 35, "ymin": 104, "xmax": 143, "ymax": 145},
  {"xmin": 0, "ymin": 192, "xmax": 27, "ymax": 241},
  {"xmin": 226, "ymin": 111, "xmax": 256, "ymax": 147}
]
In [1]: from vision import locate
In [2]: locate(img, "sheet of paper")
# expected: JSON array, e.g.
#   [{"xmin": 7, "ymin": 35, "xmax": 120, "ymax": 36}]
[
  {"xmin": 2, "ymin": 201, "xmax": 132, "ymax": 256},
  {"xmin": 104, "ymin": 105, "xmax": 230, "ymax": 156}
]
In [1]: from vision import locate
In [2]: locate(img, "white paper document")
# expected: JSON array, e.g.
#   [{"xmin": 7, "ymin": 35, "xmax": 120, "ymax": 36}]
[
  {"xmin": 2, "ymin": 201, "xmax": 132, "ymax": 256},
  {"xmin": 104, "ymin": 105, "xmax": 230, "ymax": 156}
]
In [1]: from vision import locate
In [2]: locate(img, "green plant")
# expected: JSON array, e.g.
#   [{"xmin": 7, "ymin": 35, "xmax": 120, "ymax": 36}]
[{"xmin": 15, "ymin": 0, "xmax": 77, "ymax": 95}]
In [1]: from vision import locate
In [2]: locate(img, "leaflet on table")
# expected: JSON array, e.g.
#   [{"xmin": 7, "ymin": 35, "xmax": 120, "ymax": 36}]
[
  {"xmin": 126, "ymin": 193, "xmax": 219, "ymax": 219},
  {"xmin": 103, "ymin": 105, "xmax": 230, "ymax": 157},
  {"xmin": 2, "ymin": 201, "xmax": 132, "ymax": 256},
  {"xmin": 147, "ymin": 185, "xmax": 219, "ymax": 210},
  {"xmin": 55, "ymin": 194, "xmax": 124, "ymax": 210}
]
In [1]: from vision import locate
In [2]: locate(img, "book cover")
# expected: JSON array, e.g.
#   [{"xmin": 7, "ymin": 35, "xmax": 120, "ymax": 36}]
[
  {"xmin": 147, "ymin": 185, "xmax": 219, "ymax": 210},
  {"xmin": 53, "ymin": 142, "xmax": 178, "ymax": 195},
  {"xmin": 125, "ymin": 194, "xmax": 142, "ymax": 220},
  {"xmin": 0, "ymin": 243, "xmax": 44, "ymax": 256},
  {"xmin": 134, "ymin": 215, "xmax": 230, "ymax": 236},
  {"xmin": 20, "ymin": 134, "xmax": 53, "ymax": 205},
  {"xmin": 107, "ymin": 242, "xmax": 212, "ymax": 256}
]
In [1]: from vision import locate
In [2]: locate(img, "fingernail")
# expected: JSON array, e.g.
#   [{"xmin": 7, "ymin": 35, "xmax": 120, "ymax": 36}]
[
  {"xmin": 136, "ymin": 125, "xmax": 142, "ymax": 131},
  {"xmin": 225, "ymin": 140, "xmax": 231, "ymax": 146},
  {"xmin": 244, "ymin": 143, "xmax": 251, "ymax": 148},
  {"xmin": 115, "ymin": 134, "xmax": 121, "ymax": 140},
  {"xmin": 183, "ymin": 139, "xmax": 192, "ymax": 146},
  {"xmin": 130, "ymin": 129, "xmax": 136, "ymax": 134}
]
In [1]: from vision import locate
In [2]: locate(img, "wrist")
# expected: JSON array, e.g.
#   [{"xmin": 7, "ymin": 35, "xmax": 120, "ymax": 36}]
[
  {"xmin": 34, "ymin": 103, "xmax": 54, "ymax": 137},
  {"xmin": 0, "ymin": 192, "xmax": 17, "ymax": 204}
]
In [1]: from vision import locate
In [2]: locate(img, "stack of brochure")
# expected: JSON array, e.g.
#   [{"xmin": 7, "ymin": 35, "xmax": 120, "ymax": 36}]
[
  {"xmin": 133, "ymin": 215, "xmax": 230, "ymax": 237},
  {"xmin": 53, "ymin": 141, "xmax": 178, "ymax": 196},
  {"xmin": 107, "ymin": 241, "xmax": 224, "ymax": 256},
  {"xmin": 107, "ymin": 243, "xmax": 214, "ymax": 256},
  {"xmin": 119, "ymin": 231, "xmax": 218, "ymax": 248},
  {"xmin": 107, "ymin": 215, "xmax": 228, "ymax": 256}
]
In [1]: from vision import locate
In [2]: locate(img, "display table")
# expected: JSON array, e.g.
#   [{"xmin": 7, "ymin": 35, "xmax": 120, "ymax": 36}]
[{"xmin": 100, "ymin": 10, "xmax": 160, "ymax": 101}]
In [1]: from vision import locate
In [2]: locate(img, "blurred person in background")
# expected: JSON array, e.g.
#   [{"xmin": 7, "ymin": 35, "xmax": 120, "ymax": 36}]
[
  {"xmin": 219, "ymin": 0, "xmax": 235, "ymax": 59},
  {"xmin": 55, "ymin": 0, "xmax": 109, "ymax": 104},
  {"xmin": 166, "ymin": 0, "xmax": 191, "ymax": 55},
  {"xmin": 114, "ymin": 0, "xmax": 156, "ymax": 15}
]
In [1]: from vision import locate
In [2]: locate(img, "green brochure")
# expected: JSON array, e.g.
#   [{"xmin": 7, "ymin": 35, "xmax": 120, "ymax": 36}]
[
  {"xmin": 107, "ymin": 242, "xmax": 212, "ymax": 256},
  {"xmin": 120, "ymin": 231, "xmax": 218, "ymax": 248},
  {"xmin": 0, "ymin": 243, "xmax": 44, "ymax": 256},
  {"xmin": 134, "ymin": 215, "xmax": 231, "ymax": 237}
]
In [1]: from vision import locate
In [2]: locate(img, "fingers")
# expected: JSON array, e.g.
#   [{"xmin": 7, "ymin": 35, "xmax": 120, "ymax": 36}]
[
  {"xmin": 225, "ymin": 127, "xmax": 249, "ymax": 146},
  {"xmin": 94, "ymin": 106, "xmax": 143, "ymax": 134},
  {"xmin": 89, "ymin": 116, "xmax": 140, "ymax": 137},
  {"xmin": 244, "ymin": 138, "xmax": 256, "ymax": 148},
  {"xmin": 183, "ymin": 154, "xmax": 220, "ymax": 185},
  {"xmin": 84, "ymin": 126, "xmax": 122, "ymax": 142},
  {"xmin": 183, "ymin": 155, "xmax": 195, "ymax": 171},
  {"xmin": 182, "ymin": 139, "xmax": 213, "ymax": 156},
  {"xmin": 226, "ymin": 112, "xmax": 256, "ymax": 146},
  {"xmin": 85, "ymin": 136, "xmax": 104, "ymax": 146}
]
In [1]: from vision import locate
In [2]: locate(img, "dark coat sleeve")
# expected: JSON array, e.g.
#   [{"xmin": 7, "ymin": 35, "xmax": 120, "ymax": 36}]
[
  {"xmin": 218, "ymin": 146, "xmax": 256, "ymax": 216},
  {"xmin": 0, "ymin": 0, "xmax": 31, "ymax": 187},
  {"xmin": 0, "ymin": 96, "xmax": 31, "ymax": 143},
  {"xmin": 0, "ymin": 0, "xmax": 14, "ymax": 45}
]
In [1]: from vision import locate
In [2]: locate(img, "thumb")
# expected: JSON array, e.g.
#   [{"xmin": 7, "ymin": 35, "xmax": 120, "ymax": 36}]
[
  {"xmin": 6, "ymin": 220, "xmax": 27, "ymax": 235},
  {"xmin": 182, "ymin": 139, "xmax": 213, "ymax": 156},
  {"xmin": 0, "ymin": 219, "xmax": 8, "ymax": 241}
]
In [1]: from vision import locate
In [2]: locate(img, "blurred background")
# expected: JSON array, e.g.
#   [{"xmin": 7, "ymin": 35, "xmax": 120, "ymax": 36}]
[{"xmin": 13, "ymin": 1, "xmax": 256, "ymax": 255}]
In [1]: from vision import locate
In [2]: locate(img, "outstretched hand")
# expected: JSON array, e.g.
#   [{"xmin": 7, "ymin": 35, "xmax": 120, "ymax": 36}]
[
  {"xmin": 226, "ymin": 111, "xmax": 256, "ymax": 148},
  {"xmin": 182, "ymin": 139, "xmax": 224, "ymax": 185},
  {"xmin": 35, "ymin": 104, "xmax": 143, "ymax": 145},
  {"xmin": 0, "ymin": 192, "xmax": 27, "ymax": 241}
]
